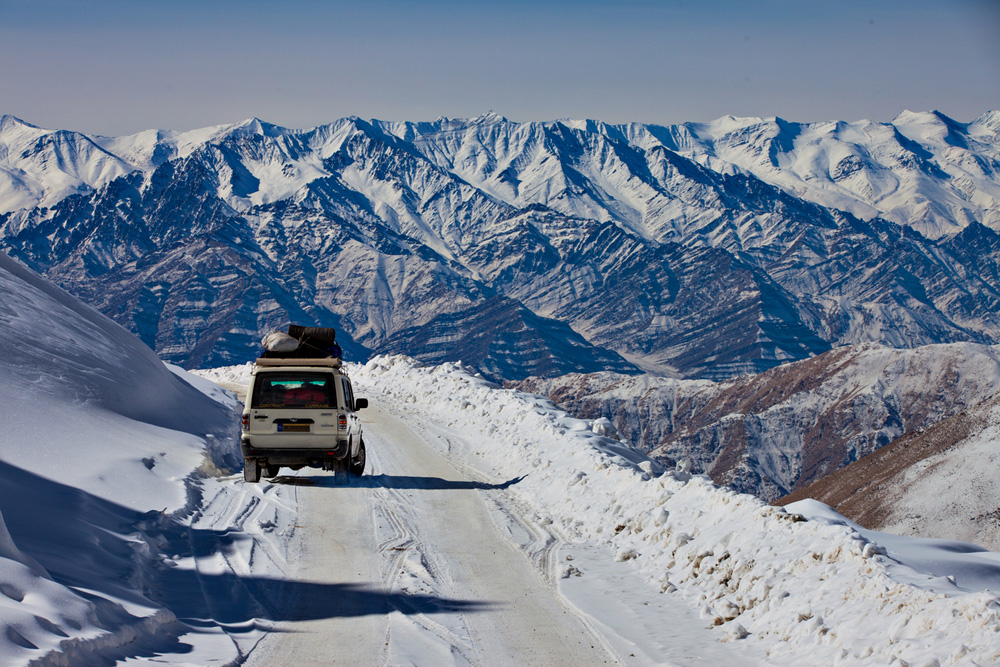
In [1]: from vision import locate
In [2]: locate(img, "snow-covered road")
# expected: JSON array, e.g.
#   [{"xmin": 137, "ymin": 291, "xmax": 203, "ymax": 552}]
[
  {"xmin": 246, "ymin": 402, "xmax": 621, "ymax": 666},
  {"xmin": 175, "ymin": 363, "xmax": 756, "ymax": 666},
  {"xmin": 179, "ymin": 358, "xmax": 1000, "ymax": 667}
]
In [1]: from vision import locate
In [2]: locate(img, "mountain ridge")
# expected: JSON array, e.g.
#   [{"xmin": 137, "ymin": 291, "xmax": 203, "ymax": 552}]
[{"xmin": 1, "ymin": 112, "xmax": 999, "ymax": 379}]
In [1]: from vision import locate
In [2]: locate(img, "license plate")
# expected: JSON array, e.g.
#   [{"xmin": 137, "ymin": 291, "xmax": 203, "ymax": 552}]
[{"xmin": 278, "ymin": 424, "xmax": 310, "ymax": 432}]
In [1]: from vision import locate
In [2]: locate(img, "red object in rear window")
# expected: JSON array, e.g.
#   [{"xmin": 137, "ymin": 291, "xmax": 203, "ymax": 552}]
[
  {"xmin": 285, "ymin": 386, "xmax": 328, "ymax": 404},
  {"xmin": 251, "ymin": 373, "xmax": 334, "ymax": 409}
]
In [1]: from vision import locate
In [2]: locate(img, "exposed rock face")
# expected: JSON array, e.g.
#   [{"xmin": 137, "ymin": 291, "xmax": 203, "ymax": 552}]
[
  {"xmin": 779, "ymin": 394, "xmax": 1000, "ymax": 549},
  {"xmin": 1, "ymin": 113, "xmax": 999, "ymax": 380},
  {"xmin": 379, "ymin": 296, "xmax": 639, "ymax": 382},
  {"xmin": 511, "ymin": 343, "xmax": 1000, "ymax": 500}
]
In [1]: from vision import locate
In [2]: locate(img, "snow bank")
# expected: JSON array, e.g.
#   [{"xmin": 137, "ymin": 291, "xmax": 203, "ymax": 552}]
[
  {"xmin": 353, "ymin": 355, "xmax": 1000, "ymax": 666},
  {"xmin": 191, "ymin": 361, "xmax": 255, "ymax": 396},
  {"xmin": 0, "ymin": 253, "xmax": 241, "ymax": 665}
]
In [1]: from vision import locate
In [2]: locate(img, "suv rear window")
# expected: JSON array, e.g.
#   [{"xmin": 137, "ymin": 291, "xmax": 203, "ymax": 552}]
[{"xmin": 252, "ymin": 372, "xmax": 336, "ymax": 409}]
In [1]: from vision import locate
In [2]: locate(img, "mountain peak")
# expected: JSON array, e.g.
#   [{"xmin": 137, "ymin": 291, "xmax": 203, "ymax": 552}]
[
  {"xmin": 707, "ymin": 114, "xmax": 766, "ymax": 133},
  {"xmin": 472, "ymin": 111, "xmax": 507, "ymax": 125},
  {"xmin": 892, "ymin": 109, "xmax": 954, "ymax": 127},
  {"xmin": 0, "ymin": 115, "xmax": 41, "ymax": 133},
  {"xmin": 231, "ymin": 117, "xmax": 288, "ymax": 138},
  {"xmin": 972, "ymin": 110, "xmax": 1000, "ymax": 135}
]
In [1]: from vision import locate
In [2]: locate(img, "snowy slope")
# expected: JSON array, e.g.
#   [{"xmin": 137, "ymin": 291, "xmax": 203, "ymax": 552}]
[
  {"xmin": 781, "ymin": 391, "xmax": 1000, "ymax": 551},
  {"xmin": 0, "ymin": 252, "xmax": 249, "ymax": 664},
  {"xmin": 348, "ymin": 355, "xmax": 1000, "ymax": 665},
  {"xmin": 616, "ymin": 110, "xmax": 1000, "ymax": 239},
  {"xmin": 0, "ymin": 251, "xmax": 237, "ymax": 505},
  {"xmin": 877, "ymin": 398, "xmax": 1000, "ymax": 549}
]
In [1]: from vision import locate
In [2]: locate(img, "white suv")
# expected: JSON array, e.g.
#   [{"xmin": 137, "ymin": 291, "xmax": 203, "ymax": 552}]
[{"xmin": 240, "ymin": 357, "xmax": 367, "ymax": 483}]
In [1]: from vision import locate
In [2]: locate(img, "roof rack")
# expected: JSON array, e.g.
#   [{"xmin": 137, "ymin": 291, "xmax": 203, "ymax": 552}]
[{"xmin": 254, "ymin": 357, "xmax": 343, "ymax": 368}]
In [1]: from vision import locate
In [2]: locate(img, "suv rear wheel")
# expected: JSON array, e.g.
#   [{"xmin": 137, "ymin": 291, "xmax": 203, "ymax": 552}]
[{"xmin": 349, "ymin": 439, "xmax": 367, "ymax": 477}]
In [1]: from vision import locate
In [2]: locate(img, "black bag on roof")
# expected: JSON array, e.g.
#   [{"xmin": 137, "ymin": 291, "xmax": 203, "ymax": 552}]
[{"xmin": 287, "ymin": 325, "xmax": 336, "ymax": 344}]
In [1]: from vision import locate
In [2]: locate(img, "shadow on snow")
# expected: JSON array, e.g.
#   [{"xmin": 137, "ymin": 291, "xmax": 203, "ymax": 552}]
[
  {"xmin": 269, "ymin": 473, "xmax": 525, "ymax": 490},
  {"xmin": 0, "ymin": 461, "xmax": 493, "ymax": 664}
]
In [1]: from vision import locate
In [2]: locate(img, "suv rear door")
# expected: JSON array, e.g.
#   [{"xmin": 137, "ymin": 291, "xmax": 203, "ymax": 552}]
[{"xmin": 248, "ymin": 371, "xmax": 341, "ymax": 448}]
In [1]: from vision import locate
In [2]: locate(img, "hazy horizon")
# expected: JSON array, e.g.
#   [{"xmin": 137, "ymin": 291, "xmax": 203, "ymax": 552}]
[{"xmin": 2, "ymin": 0, "xmax": 998, "ymax": 136}]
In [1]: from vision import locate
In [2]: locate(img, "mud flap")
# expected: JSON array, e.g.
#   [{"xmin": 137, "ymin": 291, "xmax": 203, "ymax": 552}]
[{"xmin": 243, "ymin": 457, "xmax": 260, "ymax": 483}]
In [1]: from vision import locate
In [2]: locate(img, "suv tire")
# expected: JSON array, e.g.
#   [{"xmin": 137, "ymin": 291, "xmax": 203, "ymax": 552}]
[{"xmin": 349, "ymin": 439, "xmax": 367, "ymax": 477}]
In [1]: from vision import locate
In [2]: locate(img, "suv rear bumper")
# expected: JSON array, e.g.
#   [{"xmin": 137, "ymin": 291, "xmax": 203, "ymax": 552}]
[{"xmin": 241, "ymin": 438, "xmax": 350, "ymax": 463}]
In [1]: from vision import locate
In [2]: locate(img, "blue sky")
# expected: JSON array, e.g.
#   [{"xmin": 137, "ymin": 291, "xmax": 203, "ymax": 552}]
[{"xmin": 2, "ymin": 0, "xmax": 997, "ymax": 135}]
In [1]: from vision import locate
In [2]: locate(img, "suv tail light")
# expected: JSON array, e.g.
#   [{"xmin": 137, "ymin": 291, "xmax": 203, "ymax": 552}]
[
  {"xmin": 338, "ymin": 414, "xmax": 347, "ymax": 430},
  {"xmin": 241, "ymin": 414, "xmax": 249, "ymax": 431}
]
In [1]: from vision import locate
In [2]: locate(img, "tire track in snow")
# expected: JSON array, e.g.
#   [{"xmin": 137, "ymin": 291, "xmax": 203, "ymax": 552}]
[
  {"xmin": 360, "ymin": 403, "xmax": 617, "ymax": 665},
  {"xmin": 366, "ymin": 444, "xmax": 481, "ymax": 665},
  {"xmin": 129, "ymin": 473, "xmax": 300, "ymax": 665},
  {"xmin": 242, "ymin": 401, "xmax": 616, "ymax": 666}
]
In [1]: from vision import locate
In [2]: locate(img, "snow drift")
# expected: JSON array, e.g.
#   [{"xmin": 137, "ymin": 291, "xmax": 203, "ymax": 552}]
[{"xmin": 0, "ymin": 252, "xmax": 240, "ymax": 664}]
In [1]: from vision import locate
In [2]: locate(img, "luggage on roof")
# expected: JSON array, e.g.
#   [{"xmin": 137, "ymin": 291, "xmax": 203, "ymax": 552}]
[
  {"xmin": 261, "ymin": 331, "xmax": 300, "ymax": 353},
  {"xmin": 287, "ymin": 325, "xmax": 336, "ymax": 344},
  {"xmin": 259, "ymin": 324, "xmax": 342, "ymax": 360}
]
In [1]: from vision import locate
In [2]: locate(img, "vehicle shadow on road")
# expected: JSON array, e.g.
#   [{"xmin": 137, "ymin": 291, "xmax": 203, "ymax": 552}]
[
  {"xmin": 157, "ymin": 570, "xmax": 493, "ymax": 628},
  {"xmin": 255, "ymin": 578, "xmax": 492, "ymax": 622},
  {"xmin": 271, "ymin": 474, "xmax": 525, "ymax": 490},
  {"xmin": 360, "ymin": 474, "xmax": 525, "ymax": 490}
]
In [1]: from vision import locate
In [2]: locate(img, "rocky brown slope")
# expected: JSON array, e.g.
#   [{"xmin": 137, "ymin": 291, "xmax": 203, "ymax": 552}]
[
  {"xmin": 778, "ymin": 393, "xmax": 1000, "ymax": 548},
  {"xmin": 510, "ymin": 343, "xmax": 1000, "ymax": 500}
]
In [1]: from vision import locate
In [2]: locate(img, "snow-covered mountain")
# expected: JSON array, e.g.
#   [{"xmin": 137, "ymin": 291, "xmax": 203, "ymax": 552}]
[
  {"xmin": 1, "ymin": 112, "xmax": 999, "ymax": 378},
  {"xmin": 513, "ymin": 342, "xmax": 1000, "ymax": 502},
  {"xmin": 616, "ymin": 110, "xmax": 1000, "ymax": 239},
  {"xmin": 0, "ymin": 116, "xmax": 137, "ymax": 213}
]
